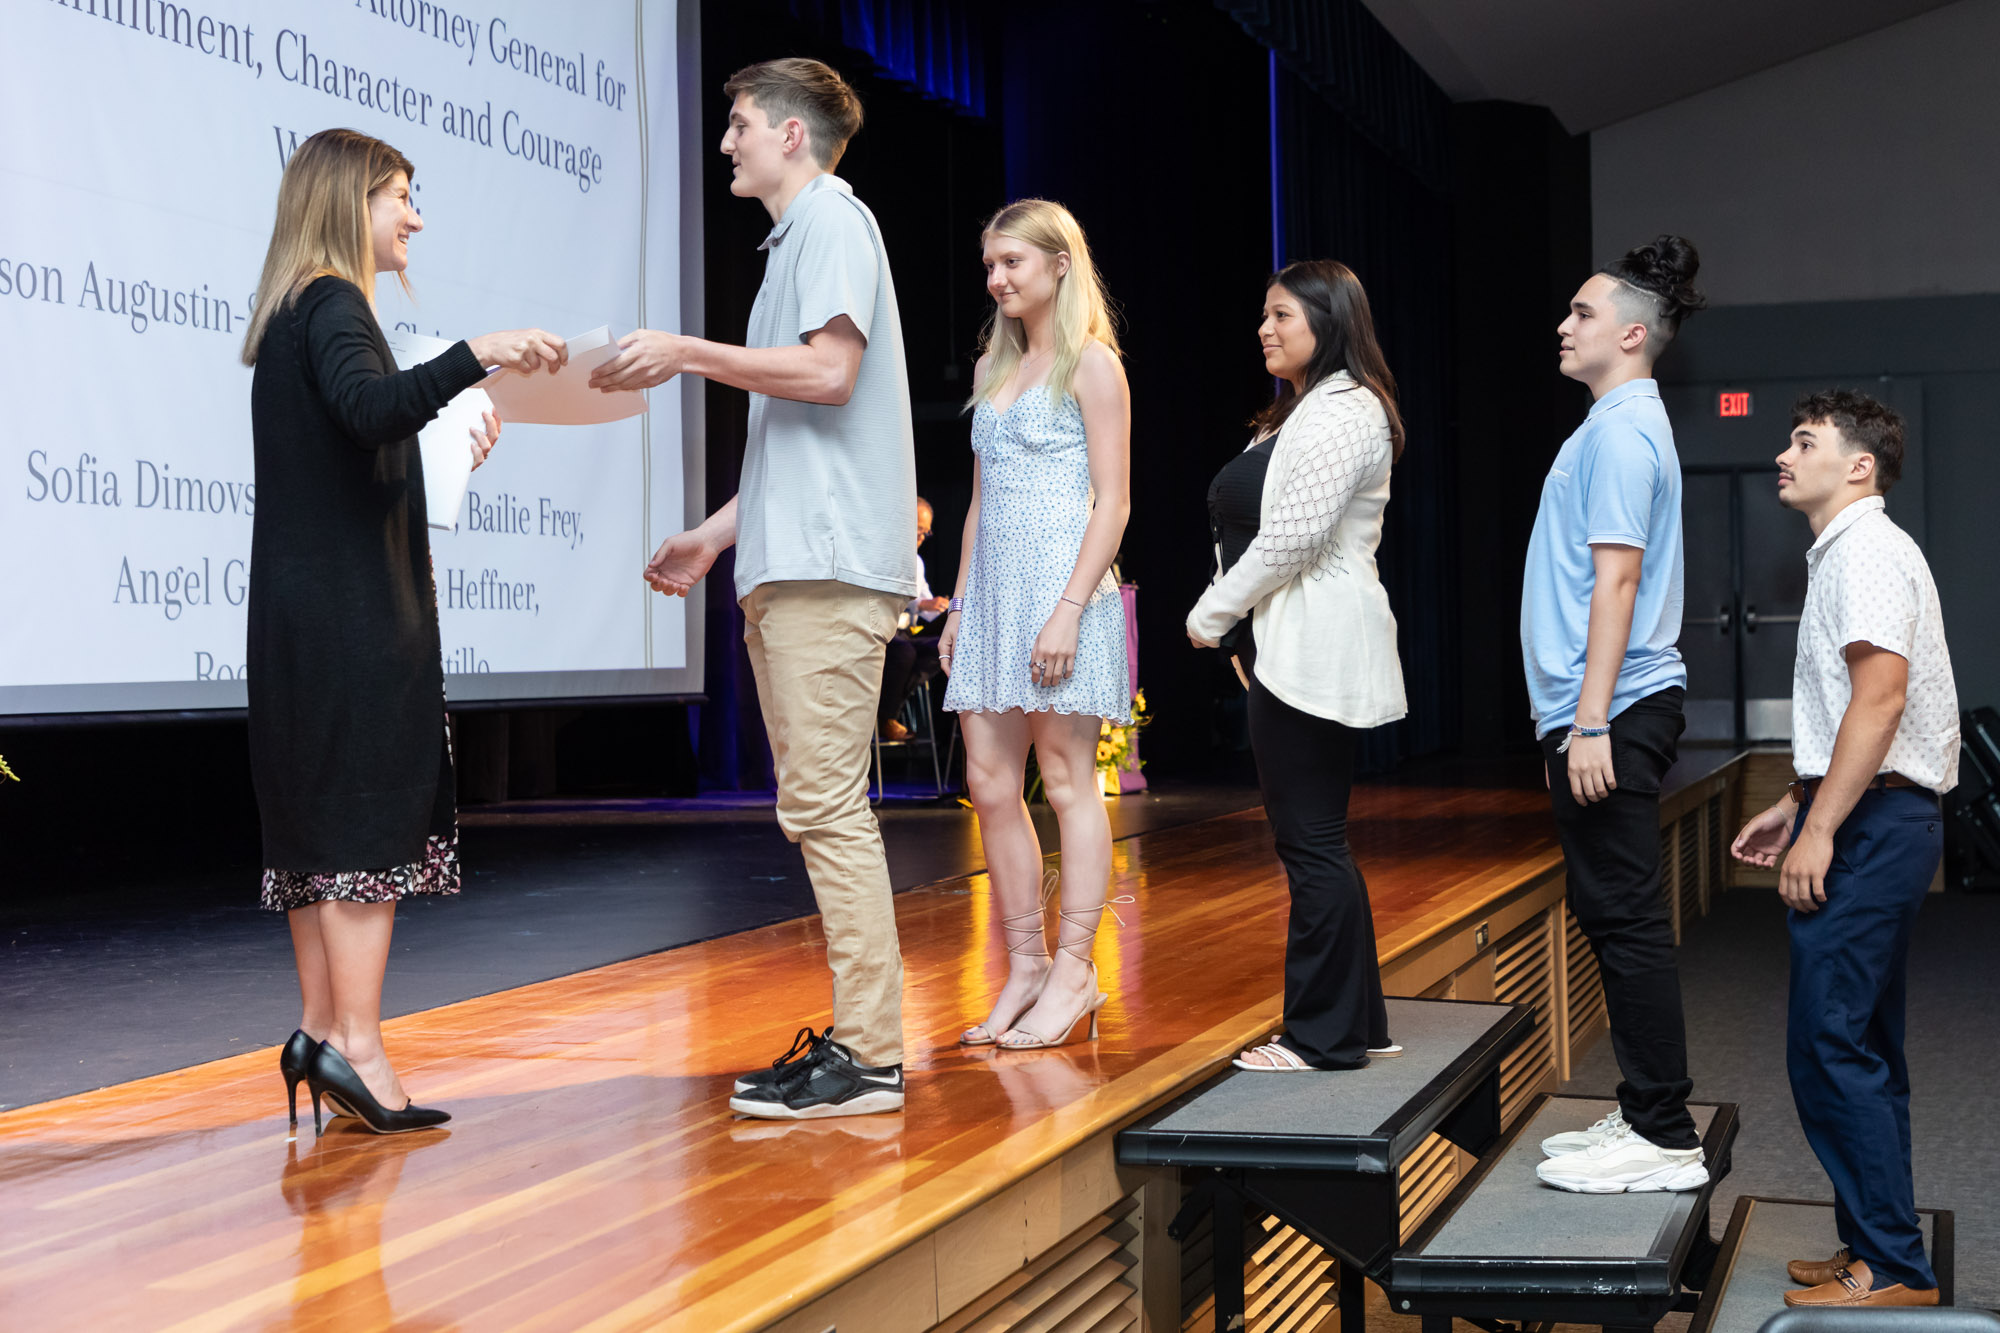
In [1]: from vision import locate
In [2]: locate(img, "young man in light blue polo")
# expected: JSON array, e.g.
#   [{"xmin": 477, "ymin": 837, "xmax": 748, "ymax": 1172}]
[
  {"xmin": 1525, "ymin": 236, "xmax": 1709, "ymax": 1192},
  {"xmin": 593, "ymin": 58, "xmax": 918, "ymax": 1120}
]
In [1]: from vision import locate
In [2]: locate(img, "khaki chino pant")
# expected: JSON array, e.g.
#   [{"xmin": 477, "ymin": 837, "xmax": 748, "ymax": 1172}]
[{"xmin": 741, "ymin": 579, "xmax": 908, "ymax": 1067}]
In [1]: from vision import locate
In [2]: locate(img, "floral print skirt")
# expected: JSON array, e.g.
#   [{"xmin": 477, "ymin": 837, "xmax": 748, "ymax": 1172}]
[
  {"xmin": 260, "ymin": 831, "xmax": 460, "ymax": 912},
  {"xmin": 261, "ymin": 699, "xmax": 461, "ymax": 912}
]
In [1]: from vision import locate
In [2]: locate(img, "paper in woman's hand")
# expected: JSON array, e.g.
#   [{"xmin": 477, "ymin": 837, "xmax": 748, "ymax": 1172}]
[
  {"xmin": 384, "ymin": 328, "xmax": 494, "ymax": 532},
  {"xmin": 481, "ymin": 326, "xmax": 646, "ymax": 425}
]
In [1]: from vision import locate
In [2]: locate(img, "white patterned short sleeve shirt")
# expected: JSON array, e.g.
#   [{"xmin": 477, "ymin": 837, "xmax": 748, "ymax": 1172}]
[{"xmin": 1793, "ymin": 495, "xmax": 1958, "ymax": 792}]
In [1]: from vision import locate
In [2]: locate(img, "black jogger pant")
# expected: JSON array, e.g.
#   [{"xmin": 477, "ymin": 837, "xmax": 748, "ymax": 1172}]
[
  {"xmin": 1540, "ymin": 686, "xmax": 1698, "ymax": 1149},
  {"xmin": 1247, "ymin": 663, "xmax": 1390, "ymax": 1069}
]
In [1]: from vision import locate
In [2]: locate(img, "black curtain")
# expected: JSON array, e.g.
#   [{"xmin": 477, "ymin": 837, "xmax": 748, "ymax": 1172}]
[
  {"xmin": 689, "ymin": 0, "xmax": 1471, "ymax": 786},
  {"xmin": 997, "ymin": 0, "xmax": 1276, "ymax": 781},
  {"xmin": 785, "ymin": 0, "xmax": 987, "ymax": 116},
  {"xmin": 1226, "ymin": 0, "xmax": 1460, "ymax": 768},
  {"xmin": 694, "ymin": 0, "xmax": 1003, "ymax": 791}
]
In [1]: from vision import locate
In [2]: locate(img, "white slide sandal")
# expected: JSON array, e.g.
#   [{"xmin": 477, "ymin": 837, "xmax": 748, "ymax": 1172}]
[{"xmin": 1232, "ymin": 1042, "xmax": 1314, "ymax": 1072}]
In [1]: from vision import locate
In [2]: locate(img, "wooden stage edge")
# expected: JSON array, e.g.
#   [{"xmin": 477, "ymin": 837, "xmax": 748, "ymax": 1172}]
[{"xmin": 0, "ymin": 754, "xmax": 1747, "ymax": 1333}]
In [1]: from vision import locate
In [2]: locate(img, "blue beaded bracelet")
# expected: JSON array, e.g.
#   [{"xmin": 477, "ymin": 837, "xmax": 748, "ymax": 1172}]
[{"xmin": 1556, "ymin": 722, "xmax": 1610, "ymax": 754}]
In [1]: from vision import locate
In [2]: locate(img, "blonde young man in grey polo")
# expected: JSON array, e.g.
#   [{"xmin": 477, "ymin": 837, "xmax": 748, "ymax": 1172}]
[{"xmin": 592, "ymin": 58, "xmax": 916, "ymax": 1119}]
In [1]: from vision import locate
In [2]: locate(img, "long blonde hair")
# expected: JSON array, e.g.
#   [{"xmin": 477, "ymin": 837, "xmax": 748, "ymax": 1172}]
[
  {"xmin": 240, "ymin": 129, "xmax": 413, "ymax": 365},
  {"xmin": 969, "ymin": 199, "xmax": 1120, "ymax": 409}
]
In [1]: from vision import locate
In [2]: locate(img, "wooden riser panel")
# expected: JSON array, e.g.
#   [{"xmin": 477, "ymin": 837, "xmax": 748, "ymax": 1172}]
[
  {"xmin": 1177, "ymin": 1204, "xmax": 1337, "ymax": 1333},
  {"xmin": 1493, "ymin": 917, "xmax": 1559, "ymax": 1126},
  {"xmin": 1564, "ymin": 904, "xmax": 1609, "ymax": 1069},
  {"xmin": 931, "ymin": 1200, "xmax": 1141, "ymax": 1333}
]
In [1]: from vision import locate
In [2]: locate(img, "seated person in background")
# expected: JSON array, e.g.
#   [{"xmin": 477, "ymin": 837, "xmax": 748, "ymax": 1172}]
[{"xmin": 879, "ymin": 497, "xmax": 949, "ymax": 739}]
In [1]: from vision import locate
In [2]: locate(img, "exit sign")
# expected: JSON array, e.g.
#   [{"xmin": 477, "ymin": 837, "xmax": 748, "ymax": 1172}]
[{"xmin": 1719, "ymin": 391, "xmax": 1753, "ymax": 418}]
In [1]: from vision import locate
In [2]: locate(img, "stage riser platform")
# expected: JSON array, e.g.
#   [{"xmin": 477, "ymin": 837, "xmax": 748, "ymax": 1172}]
[
  {"xmin": 1692, "ymin": 1197, "xmax": 1954, "ymax": 1333},
  {"xmin": 0, "ymin": 757, "xmax": 1748, "ymax": 1332}
]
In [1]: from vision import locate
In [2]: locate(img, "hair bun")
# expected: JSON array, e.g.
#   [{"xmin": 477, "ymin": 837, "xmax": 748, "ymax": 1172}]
[{"xmin": 1617, "ymin": 234, "xmax": 1707, "ymax": 325}]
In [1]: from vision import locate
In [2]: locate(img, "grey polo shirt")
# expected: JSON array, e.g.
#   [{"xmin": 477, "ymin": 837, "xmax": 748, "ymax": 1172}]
[{"xmin": 734, "ymin": 173, "xmax": 917, "ymax": 602}]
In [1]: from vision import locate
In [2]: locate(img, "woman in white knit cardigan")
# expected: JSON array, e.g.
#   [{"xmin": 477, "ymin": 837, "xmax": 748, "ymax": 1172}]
[{"xmin": 1187, "ymin": 259, "xmax": 1409, "ymax": 1072}]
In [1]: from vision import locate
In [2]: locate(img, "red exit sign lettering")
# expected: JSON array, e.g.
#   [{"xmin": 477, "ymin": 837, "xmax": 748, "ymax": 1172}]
[{"xmin": 1719, "ymin": 391, "xmax": 1753, "ymax": 418}]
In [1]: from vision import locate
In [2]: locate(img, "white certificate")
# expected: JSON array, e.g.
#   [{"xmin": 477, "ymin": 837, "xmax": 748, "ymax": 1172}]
[
  {"xmin": 481, "ymin": 325, "xmax": 647, "ymax": 426},
  {"xmin": 384, "ymin": 329, "xmax": 492, "ymax": 532}
]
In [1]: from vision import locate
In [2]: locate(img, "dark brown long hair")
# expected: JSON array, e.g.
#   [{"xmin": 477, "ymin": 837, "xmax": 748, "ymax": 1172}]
[{"xmin": 1249, "ymin": 260, "xmax": 1405, "ymax": 460}]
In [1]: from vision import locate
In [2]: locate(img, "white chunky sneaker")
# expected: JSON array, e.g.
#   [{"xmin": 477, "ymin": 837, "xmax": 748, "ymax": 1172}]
[
  {"xmin": 1540, "ymin": 1106, "xmax": 1627, "ymax": 1157},
  {"xmin": 1534, "ymin": 1121, "xmax": 1708, "ymax": 1194}
]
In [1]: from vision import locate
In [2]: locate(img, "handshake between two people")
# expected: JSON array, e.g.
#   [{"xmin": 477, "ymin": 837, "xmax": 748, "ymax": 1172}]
[
  {"xmin": 601, "ymin": 322, "xmax": 870, "ymax": 598},
  {"xmin": 460, "ymin": 327, "xmax": 571, "ymax": 470},
  {"xmin": 463, "ymin": 326, "xmax": 707, "ymax": 591},
  {"xmin": 566, "ymin": 328, "xmax": 716, "ymax": 598},
  {"xmin": 470, "ymin": 326, "xmax": 691, "ymax": 392}
]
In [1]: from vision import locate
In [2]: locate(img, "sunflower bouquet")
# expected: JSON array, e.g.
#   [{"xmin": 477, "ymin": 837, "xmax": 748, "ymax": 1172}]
[
  {"xmin": 1020, "ymin": 690, "xmax": 1151, "ymax": 803},
  {"xmin": 1095, "ymin": 690, "xmax": 1150, "ymax": 793}
]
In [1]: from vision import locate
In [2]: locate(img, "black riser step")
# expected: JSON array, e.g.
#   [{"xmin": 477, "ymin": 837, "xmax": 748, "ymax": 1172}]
[
  {"xmin": 1390, "ymin": 1093, "xmax": 1740, "ymax": 1330},
  {"xmin": 1117, "ymin": 997, "xmax": 1532, "ymax": 1331},
  {"xmin": 1118, "ymin": 998, "xmax": 1533, "ymax": 1175}
]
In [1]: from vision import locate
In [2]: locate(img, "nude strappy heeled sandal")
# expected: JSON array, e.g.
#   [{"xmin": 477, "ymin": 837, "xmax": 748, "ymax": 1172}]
[
  {"xmin": 995, "ymin": 902, "xmax": 1113, "ymax": 1050},
  {"xmin": 961, "ymin": 870, "xmax": 1060, "ymax": 1046}
]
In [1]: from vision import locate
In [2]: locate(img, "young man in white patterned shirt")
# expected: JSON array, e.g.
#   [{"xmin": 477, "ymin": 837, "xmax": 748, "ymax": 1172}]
[{"xmin": 1732, "ymin": 390, "xmax": 1955, "ymax": 1311}]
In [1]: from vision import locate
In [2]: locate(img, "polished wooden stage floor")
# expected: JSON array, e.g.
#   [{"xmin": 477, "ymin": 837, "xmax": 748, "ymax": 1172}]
[{"xmin": 0, "ymin": 784, "xmax": 1564, "ymax": 1332}]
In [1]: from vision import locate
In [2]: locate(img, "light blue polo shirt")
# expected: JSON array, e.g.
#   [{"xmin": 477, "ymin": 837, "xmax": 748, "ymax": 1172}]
[
  {"xmin": 735, "ymin": 174, "xmax": 917, "ymax": 601},
  {"xmin": 1520, "ymin": 377, "xmax": 1687, "ymax": 737}
]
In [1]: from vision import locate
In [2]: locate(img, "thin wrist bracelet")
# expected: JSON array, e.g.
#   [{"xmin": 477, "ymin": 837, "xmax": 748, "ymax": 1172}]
[
  {"xmin": 1556, "ymin": 722, "xmax": 1610, "ymax": 754},
  {"xmin": 1059, "ymin": 595, "xmax": 1085, "ymax": 608}
]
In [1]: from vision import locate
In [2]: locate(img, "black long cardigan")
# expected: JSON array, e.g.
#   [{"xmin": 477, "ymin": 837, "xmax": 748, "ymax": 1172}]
[{"xmin": 247, "ymin": 276, "xmax": 485, "ymax": 871}]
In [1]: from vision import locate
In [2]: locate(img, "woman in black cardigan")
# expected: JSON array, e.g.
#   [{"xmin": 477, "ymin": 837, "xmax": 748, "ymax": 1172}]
[{"xmin": 242, "ymin": 128, "xmax": 564, "ymax": 1134}]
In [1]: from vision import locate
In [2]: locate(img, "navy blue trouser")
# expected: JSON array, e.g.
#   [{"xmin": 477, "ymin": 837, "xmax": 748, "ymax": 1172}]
[{"xmin": 1787, "ymin": 785, "xmax": 1942, "ymax": 1291}]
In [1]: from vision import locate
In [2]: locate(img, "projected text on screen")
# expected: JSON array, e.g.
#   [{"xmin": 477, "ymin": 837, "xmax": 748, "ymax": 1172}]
[{"xmin": 2, "ymin": 0, "xmax": 691, "ymax": 715}]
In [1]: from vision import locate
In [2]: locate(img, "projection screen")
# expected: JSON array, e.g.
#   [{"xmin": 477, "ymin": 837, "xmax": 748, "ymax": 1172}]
[{"xmin": 1, "ymin": 0, "xmax": 705, "ymax": 718}]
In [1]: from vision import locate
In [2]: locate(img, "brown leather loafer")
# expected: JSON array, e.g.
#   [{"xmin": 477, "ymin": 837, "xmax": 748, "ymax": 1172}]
[
  {"xmin": 1787, "ymin": 1247, "xmax": 1853, "ymax": 1285},
  {"xmin": 1784, "ymin": 1260, "xmax": 1941, "ymax": 1308}
]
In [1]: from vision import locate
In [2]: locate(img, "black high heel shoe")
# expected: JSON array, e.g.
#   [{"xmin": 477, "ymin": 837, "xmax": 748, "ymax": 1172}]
[
  {"xmin": 305, "ymin": 1042, "xmax": 451, "ymax": 1137},
  {"xmin": 279, "ymin": 1030, "xmax": 319, "ymax": 1128}
]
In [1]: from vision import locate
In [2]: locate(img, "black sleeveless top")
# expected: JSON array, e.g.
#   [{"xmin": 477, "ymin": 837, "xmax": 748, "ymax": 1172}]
[{"xmin": 1205, "ymin": 435, "xmax": 1276, "ymax": 656}]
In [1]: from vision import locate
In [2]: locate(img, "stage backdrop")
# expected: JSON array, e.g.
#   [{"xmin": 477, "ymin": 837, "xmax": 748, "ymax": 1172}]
[{"xmin": 0, "ymin": 0, "xmax": 703, "ymax": 717}]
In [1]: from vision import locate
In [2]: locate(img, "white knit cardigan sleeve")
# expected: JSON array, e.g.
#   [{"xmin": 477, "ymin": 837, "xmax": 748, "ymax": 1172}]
[{"xmin": 1187, "ymin": 383, "xmax": 1385, "ymax": 643}]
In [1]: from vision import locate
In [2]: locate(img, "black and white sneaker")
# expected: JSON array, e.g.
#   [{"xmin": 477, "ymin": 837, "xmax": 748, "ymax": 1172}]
[
  {"xmin": 728, "ymin": 1039, "xmax": 905, "ymax": 1119},
  {"xmin": 732, "ymin": 1025, "xmax": 832, "ymax": 1095}
]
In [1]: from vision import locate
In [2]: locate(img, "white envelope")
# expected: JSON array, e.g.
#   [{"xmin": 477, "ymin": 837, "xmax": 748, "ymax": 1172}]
[
  {"xmin": 481, "ymin": 325, "xmax": 647, "ymax": 426},
  {"xmin": 384, "ymin": 328, "xmax": 492, "ymax": 532}
]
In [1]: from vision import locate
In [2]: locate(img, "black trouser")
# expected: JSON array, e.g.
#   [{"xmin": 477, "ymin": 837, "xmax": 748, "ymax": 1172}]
[
  {"xmin": 1539, "ymin": 686, "xmax": 1697, "ymax": 1149},
  {"xmin": 878, "ymin": 630, "xmax": 941, "ymax": 725},
  {"xmin": 1245, "ymin": 654, "xmax": 1391, "ymax": 1068}
]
